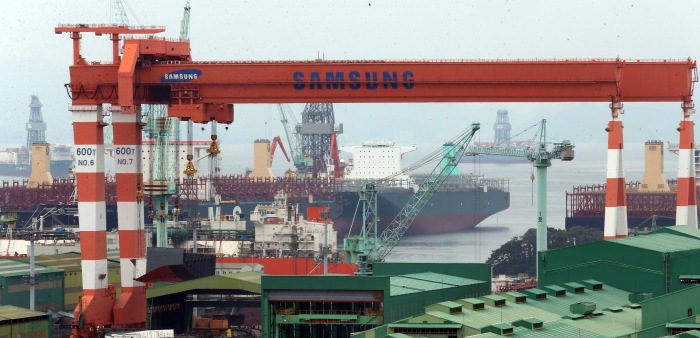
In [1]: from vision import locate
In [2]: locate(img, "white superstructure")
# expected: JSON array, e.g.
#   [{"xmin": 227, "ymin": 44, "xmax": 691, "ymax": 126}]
[
  {"xmin": 667, "ymin": 142, "xmax": 700, "ymax": 183},
  {"xmin": 249, "ymin": 192, "xmax": 337, "ymax": 259},
  {"xmin": 340, "ymin": 139, "xmax": 417, "ymax": 180}
]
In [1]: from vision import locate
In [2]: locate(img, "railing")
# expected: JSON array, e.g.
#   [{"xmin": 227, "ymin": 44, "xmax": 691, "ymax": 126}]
[
  {"xmin": 275, "ymin": 308, "xmax": 382, "ymax": 316},
  {"xmin": 56, "ymin": 23, "xmax": 165, "ymax": 30},
  {"xmin": 124, "ymin": 36, "xmax": 189, "ymax": 43},
  {"xmin": 155, "ymin": 58, "xmax": 692, "ymax": 65}
]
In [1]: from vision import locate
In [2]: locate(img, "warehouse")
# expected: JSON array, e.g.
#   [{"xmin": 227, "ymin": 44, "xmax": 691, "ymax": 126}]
[
  {"xmin": 353, "ymin": 279, "xmax": 700, "ymax": 338},
  {"xmin": 0, "ymin": 259, "xmax": 63, "ymax": 312},
  {"xmin": 14, "ymin": 251, "xmax": 121, "ymax": 310},
  {"xmin": 261, "ymin": 263, "xmax": 491, "ymax": 338},
  {"xmin": 538, "ymin": 225, "xmax": 700, "ymax": 297},
  {"xmin": 0, "ymin": 305, "xmax": 51, "ymax": 338},
  {"xmin": 146, "ymin": 271, "xmax": 263, "ymax": 334}
]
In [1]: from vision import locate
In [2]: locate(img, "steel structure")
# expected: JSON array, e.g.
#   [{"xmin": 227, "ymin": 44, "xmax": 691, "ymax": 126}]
[
  {"xmin": 468, "ymin": 119, "xmax": 573, "ymax": 267},
  {"xmin": 493, "ymin": 109, "xmax": 511, "ymax": 144},
  {"xmin": 26, "ymin": 95, "xmax": 47, "ymax": 150},
  {"xmin": 276, "ymin": 104, "xmax": 312, "ymax": 178},
  {"xmin": 55, "ymin": 22, "xmax": 697, "ymax": 337},
  {"xmin": 269, "ymin": 136, "xmax": 290, "ymax": 166},
  {"xmin": 345, "ymin": 123, "xmax": 480, "ymax": 275},
  {"xmin": 301, "ymin": 103, "xmax": 335, "ymax": 177}
]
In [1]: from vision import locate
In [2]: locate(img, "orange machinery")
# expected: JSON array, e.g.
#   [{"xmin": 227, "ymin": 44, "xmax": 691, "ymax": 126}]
[{"xmin": 55, "ymin": 23, "xmax": 697, "ymax": 338}]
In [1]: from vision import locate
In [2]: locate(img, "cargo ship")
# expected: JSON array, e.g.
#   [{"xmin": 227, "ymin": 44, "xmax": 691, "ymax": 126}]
[
  {"xmin": 0, "ymin": 144, "xmax": 73, "ymax": 177},
  {"xmin": 334, "ymin": 139, "xmax": 510, "ymax": 235}
]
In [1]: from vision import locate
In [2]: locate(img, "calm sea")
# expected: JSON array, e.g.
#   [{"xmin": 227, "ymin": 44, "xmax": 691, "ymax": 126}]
[{"xmin": 384, "ymin": 142, "xmax": 680, "ymax": 264}]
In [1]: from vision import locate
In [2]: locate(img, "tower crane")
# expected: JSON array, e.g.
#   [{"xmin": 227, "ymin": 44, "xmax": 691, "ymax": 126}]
[
  {"xmin": 344, "ymin": 122, "xmax": 481, "ymax": 275},
  {"xmin": 277, "ymin": 104, "xmax": 313, "ymax": 178},
  {"xmin": 466, "ymin": 119, "xmax": 574, "ymax": 254}
]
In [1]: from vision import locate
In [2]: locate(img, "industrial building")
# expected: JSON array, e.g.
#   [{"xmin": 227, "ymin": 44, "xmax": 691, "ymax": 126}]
[
  {"xmin": 538, "ymin": 225, "xmax": 700, "ymax": 297},
  {"xmin": 0, "ymin": 259, "xmax": 63, "ymax": 312},
  {"xmin": 352, "ymin": 280, "xmax": 700, "ymax": 338},
  {"xmin": 0, "ymin": 305, "xmax": 51, "ymax": 338},
  {"xmin": 261, "ymin": 263, "xmax": 491, "ymax": 338},
  {"xmin": 13, "ymin": 251, "xmax": 121, "ymax": 310},
  {"xmin": 146, "ymin": 271, "xmax": 262, "ymax": 334}
]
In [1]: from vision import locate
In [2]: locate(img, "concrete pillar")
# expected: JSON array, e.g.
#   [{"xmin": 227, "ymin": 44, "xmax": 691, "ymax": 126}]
[
  {"xmin": 676, "ymin": 101, "xmax": 698, "ymax": 228},
  {"xmin": 112, "ymin": 109, "xmax": 147, "ymax": 326},
  {"xmin": 70, "ymin": 104, "xmax": 114, "ymax": 327},
  {"xmin": 604, "ymin": 101, "xmax": 628, "ymax": 239}
]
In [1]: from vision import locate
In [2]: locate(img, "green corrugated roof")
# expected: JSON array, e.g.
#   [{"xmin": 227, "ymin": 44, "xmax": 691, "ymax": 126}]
[
  {"xmin": 400, "ymin": 272, "xmax": 484, "ymax": 286},
  {"xmin": 559, "ymin": 306, "xmax": 642, "ymax": 337},
  {"xmin": 426, "ymin": 302, "xmax": 561, "ymax": 330},
  {"xmin": 522, "ymin": 289, "xmax": 548, "ymax": 296},
  {"xmin": 481, "ymin": 295, "xmax": 506, "ymax": 301},
  {"xmin": 667, "ymin": 323, "xmax": 700, "ymax": 328},
  {"xmin": 645, "ymin": 225, "xmax": 700, "ymax": 240},
  {"xmin": 14, "ymin": 253, "xmax": 120, "ymax": 272},
  {"xmin": 0, "ymin": 305, "xmax": 47, "ymax": 321},
  {"xmin": 147, "ymin": 271, "xmax": 263, "ymax": 298},
  {"xmin": 610, "ymin": 233, "xmax": 700, "ymax": 252},
  {"xmin": 525, "ymin": 284, "xmax": 631, "ymax": 316},
  {"xmin": 434, "ymin": 301, "xmax": 463, "ymax": 309},
  {"xmin": 0, "ymin": 258, "xmax": 62, "ymax": 277},
  {"xmin": 509, "ymin": 322, "xmax": 606, "ymax": 338},
  {"xmin": 503, "ymin": 292, "xmax": 527, "ymax": 298},
  {"xmin": 390, "ymin": 276, "xmax": 453, "ymax": 296},
  {"xmin": 389, "ymin": 323, "xmax": 462, "ymax": 328}
]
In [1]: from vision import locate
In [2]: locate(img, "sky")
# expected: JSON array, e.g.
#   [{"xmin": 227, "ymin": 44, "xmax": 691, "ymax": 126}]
[{"xmin": 0, "ymin": 0, "xmax": 698, "ymax": 174}]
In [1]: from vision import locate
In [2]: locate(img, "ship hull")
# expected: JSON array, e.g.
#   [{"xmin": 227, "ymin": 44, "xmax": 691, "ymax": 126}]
[
  {"xmin": 336, "ymin": 190, "xmax": 510, "ymax": 235},
  {"xmin": 0, "ymin": 160, "xmax": 73, "ymax": 178}
]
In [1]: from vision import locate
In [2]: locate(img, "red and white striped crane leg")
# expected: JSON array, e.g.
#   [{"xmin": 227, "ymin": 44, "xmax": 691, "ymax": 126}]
[
  {"xmin": 112, "ymin": 109, "xmax": 146, "ymax": 327},
  {"xmin": 604, "ymin": 102, "xmax": 628, "ymax": 239},
  {"xmin": 676, "ymin": 101, "xmax": 698, "ymax": 228},
  {"xmin": 71, "ymin": 105, "xmax": 114, "ymax": 327}
]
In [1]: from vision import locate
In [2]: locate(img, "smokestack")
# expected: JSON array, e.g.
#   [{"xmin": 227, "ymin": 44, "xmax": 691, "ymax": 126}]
[
  {"xmin": 639, "ymin": 141, "xmax": 670, "ymax": 192},
  {"xmin": 27, "ymin": 143, "xmax": 52, "ymax": 188},
  {"xmin": 251, "ymin": 139, "xmax": 274, "ymax": 179}
]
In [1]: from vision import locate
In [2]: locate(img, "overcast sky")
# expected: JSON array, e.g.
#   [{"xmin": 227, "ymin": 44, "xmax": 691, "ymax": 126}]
[{"xmin": 0, "ymin": 0, "xmax": 698, "ymax": 173}]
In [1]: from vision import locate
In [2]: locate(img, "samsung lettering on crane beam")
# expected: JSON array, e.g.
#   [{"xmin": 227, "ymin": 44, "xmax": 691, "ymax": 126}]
[
  {"xmin": 293, "ymin": 71, "xmax": 415, "ymax": 90},
  {"xmin": 160, "ymin": 69, "xmax": 202, "ymax": 82}
]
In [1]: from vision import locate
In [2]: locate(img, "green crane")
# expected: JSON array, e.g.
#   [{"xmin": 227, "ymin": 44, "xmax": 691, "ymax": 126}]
[
  {"xmin": 276, "ymin": 104, "xmax": 313, "ymax": 178},
  {"xmin": 344, "ymin": 123, "xmax": 481, "ymax": 275},
  {"xmin": 143, "ymin": 0, "xmax": 191, "ymax": 247},
  {"xmin": 466, "ymin": 119, "xmax": 574, "ymax": 254}
]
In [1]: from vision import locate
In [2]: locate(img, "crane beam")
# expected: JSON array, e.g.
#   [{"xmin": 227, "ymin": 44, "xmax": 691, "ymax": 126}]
[{"xmin": 64, "ymin": 59, "xmax": 695, "ymax": 111}]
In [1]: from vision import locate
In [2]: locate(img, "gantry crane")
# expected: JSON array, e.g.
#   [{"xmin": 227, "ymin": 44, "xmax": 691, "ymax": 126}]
[
  {"xmin": 344, "ymin": 123, "xmax": 480, "ymax": 275},
  {"xmin": 277, "ymin": 104, "xmax": 313, "ymax": 178},
  {"xmin": 466, "ymin": 119, "xmax": 574, "ymax": 253}
]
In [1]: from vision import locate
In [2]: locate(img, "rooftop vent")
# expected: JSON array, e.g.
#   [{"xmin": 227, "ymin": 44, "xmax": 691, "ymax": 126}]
[
  {"xmin": 425, "ymin": 301, "xmax": 463, "ymax": 315},
  {"xmin": 580, "ymin": 279, "xmax": 604, "ymax": 291},
  {"xmin": 479, "ymin": 295, "xmax": 506, "ymax": 307},
  {"xmin": 604, "ymin": 306, "xmax": 623, "ymax": 313},
  {"xmin": 542, "ymin": 285, "xmax": 567, "ymax": 297},
  {"xmin": 563, "ymin": 282, "xmax": 586, "ymax": 294},
  {"xmin": 455, "ymin": 298, "xmax": 485, "ymax": 311},
  {"xmin": 512, "ymin": 318, "xmax": 544, "ymax": 330},
  {"xmin": 501, "ymin": 292, "xmax": 527, "ymax": 304},
  {"xmin": 570, "ymin": 302, "xmax": 597, "ymax": 319},
  {"xmin": 481, "ymin": 323, "xmax": 515, "ymax": 336},
  {"xmin": 521, "ymin": 289, "xmax": 548, "ymax": 301}
]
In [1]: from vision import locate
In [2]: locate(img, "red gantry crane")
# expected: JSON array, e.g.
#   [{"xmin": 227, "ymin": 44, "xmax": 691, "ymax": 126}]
[{"xmin": 55, "ymin": 22, "xmax": 697, "ymax": 338}]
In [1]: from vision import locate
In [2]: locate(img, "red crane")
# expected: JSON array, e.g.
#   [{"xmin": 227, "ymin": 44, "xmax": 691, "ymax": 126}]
[
  {"xmin": 270, "ymin": 136, "xmax": 290, "ymax": 166},
  {"xmin": 54, "ymin": 23, "xmax": 697, "ymax": 338}
]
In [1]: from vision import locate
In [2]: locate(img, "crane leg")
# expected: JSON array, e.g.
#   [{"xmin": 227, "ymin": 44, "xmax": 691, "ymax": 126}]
[
  {"xmin": 70, "ymin": 105, "xmax": 114, "ymax": 337},
  {"xmin": 112, "ymin": 109, "xmax": 147, "ymax": 327},
  {"xmin": 604, "ymin": 101, "xmax": 628, "ymax": 239},
  {"xmin": 676, "ymin": 100, "xmax": 698, "ymax": 228},
  {"xmin": 535, "ymin": 160, "xmax": 548, "ymax": 252}
]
